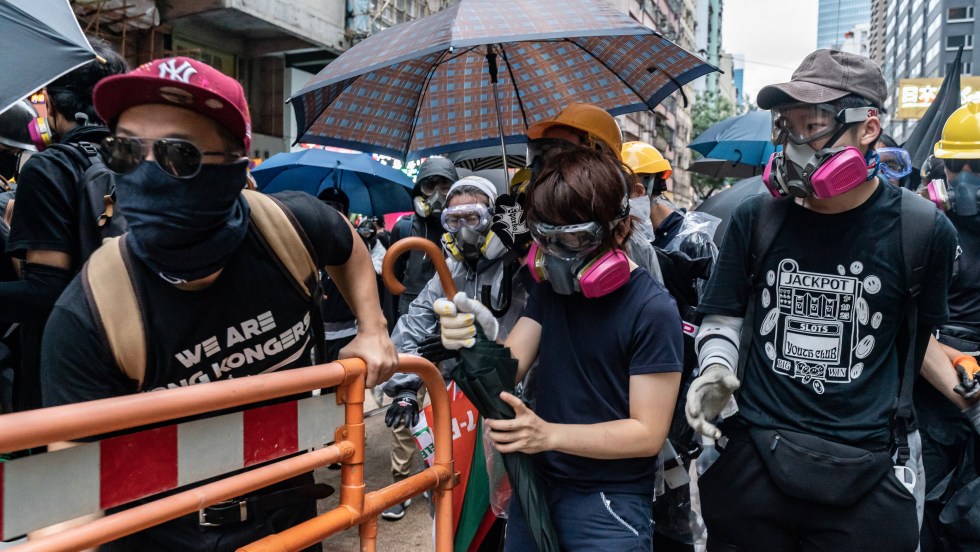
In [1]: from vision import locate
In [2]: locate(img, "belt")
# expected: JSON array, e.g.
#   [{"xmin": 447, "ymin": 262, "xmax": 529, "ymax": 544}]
[{"xmin": 198, "ymin": 483, "xmax": 334, "ymax": 527}]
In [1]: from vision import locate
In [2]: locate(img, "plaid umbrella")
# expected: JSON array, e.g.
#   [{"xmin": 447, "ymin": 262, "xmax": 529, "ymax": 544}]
[{"xmin": 289, "ymin": 0, "xmax": 717, "ymax": 161}]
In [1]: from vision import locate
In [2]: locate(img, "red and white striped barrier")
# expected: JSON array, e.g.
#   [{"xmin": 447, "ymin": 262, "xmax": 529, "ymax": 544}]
[{"xmin": 0, "ymin": 394, "xmax": 343, "ymax": 540}]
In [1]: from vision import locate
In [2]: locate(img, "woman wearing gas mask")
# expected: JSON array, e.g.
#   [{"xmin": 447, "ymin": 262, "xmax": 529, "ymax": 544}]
[
  {"xmin": 380, "ymin": 175, "xmax": 529, "ymax": 519},
  {"xmin": 435, "ymin": 149, "xmax": 683, "ymax": 550}
]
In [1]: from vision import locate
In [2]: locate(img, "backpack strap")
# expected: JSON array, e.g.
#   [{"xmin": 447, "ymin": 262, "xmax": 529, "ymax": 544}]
[
  {"xmin": 241, "ymin": 190, "xmax": 325, "ymax": 364},
  {"xmin": 736, "ymin": 196, "xmax": 792, "ymax": 380},
  {"xmin": 82, "ymin": 236, "xmax": 147, "ymax": 389},
  {"xmin": 892, "ymin": 188, "xmax": 938, "ymax": 462}
]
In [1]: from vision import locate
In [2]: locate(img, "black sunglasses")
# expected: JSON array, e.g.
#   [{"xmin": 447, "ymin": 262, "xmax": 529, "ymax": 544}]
[
  {"xmin": 99, "ymin": 136, "xmax": 243, "ymax": 178},
  {"xmin": 943, "ymin": 158, "xmax": 980, "ymax": 174}
]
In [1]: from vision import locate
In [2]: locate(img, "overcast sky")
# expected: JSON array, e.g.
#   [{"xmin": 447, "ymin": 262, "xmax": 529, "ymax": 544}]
[{"xmin": 722, "ymin": 0, "xmax": 819, "ymax": 103}]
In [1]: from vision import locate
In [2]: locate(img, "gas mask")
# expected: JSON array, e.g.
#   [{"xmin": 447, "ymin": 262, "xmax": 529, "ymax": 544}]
[
  {"xmin": 414, "ymin": 190, "xmax": 447, "ymax": 218},
  {"xmin": 527, "ymin": 219, "xmax": 630, "ymax": 298},
  {"xmin": 920, "ymin": 171, "xmax": 980, "ymax": 215},
  {"xmin": 28, "ymin": 117, "xmax": 55, "ymax": 151},
  {"xmin": 764, "ymin": 102, "xmax": 880, "ymax": 199},
  {"xmin": 763, "ymin": 144, "xmax": 879, "ymax": 199},
  {"xmin": 440, "ymin": 203, "xmax": 506, "ymax": 262}
]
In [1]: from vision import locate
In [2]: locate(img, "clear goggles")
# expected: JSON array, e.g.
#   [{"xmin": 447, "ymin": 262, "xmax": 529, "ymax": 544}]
[
  {"xmin": 418, "ymin": 176, "xmax": 453, "ymax": 196},
  {"xmin": 771, "ymin": 103, "xmax": 878, "ymax": 146},
  {"xmin": 876, "ymin": 147, "xmax": 912, "ymax": 180},
  {"xmin": 526, "ymin": 138, "xmax": 583, "ymax": 168},
  {"xmin": 440, "ymin": 203, "xmax": 490, "ymax": 233},
  {"xmin": 530, "ymin": 220, "xmax": 605, "ymax": 260}
]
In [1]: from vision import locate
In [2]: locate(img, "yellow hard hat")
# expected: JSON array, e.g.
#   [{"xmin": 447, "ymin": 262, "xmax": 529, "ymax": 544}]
[
  {"xmin": 527, "ymin": 103, "xmax": 623, "ymax": 159},
  {"xmin": 621, "ymin": 141, "xmax": 672, "ymax": 180},
  {"xmin": 935, "ymin": 101, "xmax": 980, "ymax": 159}
]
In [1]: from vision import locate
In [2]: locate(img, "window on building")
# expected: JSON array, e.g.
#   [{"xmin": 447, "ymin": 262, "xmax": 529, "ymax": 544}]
[
  {"xmin": 928, "ymin": 14, "xmax": 942, "ymax": 38},
  {"xmin": 947, "ymin": 61, "xmax": 974, "ymax": 74},
  {"xmin": 948, "ymin": 6, "xmax": 975, "ymax": 21},
  {"xmin": 927, "ymin": 40, "xmax": 941, "ymax": 62},
  {"xmin": 947, "ymin": 35, "xmax": 974, "ymax": 50}
]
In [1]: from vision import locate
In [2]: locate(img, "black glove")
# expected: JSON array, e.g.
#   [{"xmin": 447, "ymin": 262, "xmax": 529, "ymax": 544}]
[
  {"xmin": 385, "ymin": 391, "xmax": 420, "ymax": 429},
  {"xmin": 491, "ymin": 192, "xmax": 531, "ymax": 254},
  {"xmin": 417, "ymin": 334, "xmax": 460, "ymax": 364}
]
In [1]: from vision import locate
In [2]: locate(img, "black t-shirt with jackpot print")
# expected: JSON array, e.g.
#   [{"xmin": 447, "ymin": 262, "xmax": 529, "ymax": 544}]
[
  {"xmin": 698, "ymin": 183, "xmax": 958, "ymax": 447},
  {"xmin": 41, "ymin": 191, "xmax": 354, "ymax": 406}
]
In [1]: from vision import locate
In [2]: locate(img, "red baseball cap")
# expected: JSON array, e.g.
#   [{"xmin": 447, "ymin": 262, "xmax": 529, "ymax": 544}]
[{"xmin": 93, "ymin": 56, "xmax": 251, "ymax": 151}]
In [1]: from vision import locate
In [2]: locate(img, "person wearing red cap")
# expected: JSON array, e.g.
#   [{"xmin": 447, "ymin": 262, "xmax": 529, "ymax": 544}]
[
  {"xmin": 686, "ymin": 50, "xmax": 959, "ymax": 550},
  {"xmin": 35, "ymin": 57, "xmax": 397, "ymax": 550}
]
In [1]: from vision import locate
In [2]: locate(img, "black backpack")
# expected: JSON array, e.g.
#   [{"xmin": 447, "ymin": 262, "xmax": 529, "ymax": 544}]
[{"xmin": 48, "ymin": 141, "xmax": 126, "ymax": 263}]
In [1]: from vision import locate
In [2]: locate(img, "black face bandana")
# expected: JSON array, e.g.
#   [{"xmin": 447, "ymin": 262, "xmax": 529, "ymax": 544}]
[{"xmin": 115, "ymin": 159, "xmax": 250, "ymax": 284}]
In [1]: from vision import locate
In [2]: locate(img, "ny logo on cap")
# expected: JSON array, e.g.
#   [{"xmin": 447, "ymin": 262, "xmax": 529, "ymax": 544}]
[{"xmin": 159, "ymin": 59, "xmax": 198, "ymax": 83}]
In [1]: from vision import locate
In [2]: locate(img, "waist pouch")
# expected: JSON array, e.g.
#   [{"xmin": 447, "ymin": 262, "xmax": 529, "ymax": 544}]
[{"xmin": 748, "ymin": 428, "xmax": 892, "ymax": 507}]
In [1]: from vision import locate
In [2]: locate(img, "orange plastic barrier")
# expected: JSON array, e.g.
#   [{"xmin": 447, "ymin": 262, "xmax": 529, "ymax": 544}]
[{"xmin": 0, "ymin": 355, "xmax": 454, "ymax": 552}]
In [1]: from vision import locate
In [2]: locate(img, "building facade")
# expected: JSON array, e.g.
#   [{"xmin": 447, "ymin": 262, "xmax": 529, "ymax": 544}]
[
  {"xmin": 817, "ymin": 0, "xmax": 872, "ymax": 49},
  {"xmin": 694, "ymin": 0, "xmax": 723, "ymax": 94},
  {"xmin": 875, "ymin": 0, "xmax": 978, "ymax": 142}
]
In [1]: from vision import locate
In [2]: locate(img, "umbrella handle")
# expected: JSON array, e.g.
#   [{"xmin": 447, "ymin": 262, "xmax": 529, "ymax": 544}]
[{"xmin": 382, "ymin": 237, "xmax": 458, "ymax": 298}]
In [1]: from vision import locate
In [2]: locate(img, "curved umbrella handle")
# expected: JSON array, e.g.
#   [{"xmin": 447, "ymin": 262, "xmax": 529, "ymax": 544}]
[{"xmin": 382, "ymin": 237, "xmax": 458, "ymax": 298}]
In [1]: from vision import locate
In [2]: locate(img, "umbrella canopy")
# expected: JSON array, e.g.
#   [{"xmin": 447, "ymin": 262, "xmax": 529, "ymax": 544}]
[
  {"xmin": 693, "ymin": 175, "xmax": 767, "ymax": 243},
  {"xmin": 0, "ymin": 0, "xmax": 99, "ymax": 115},
  {"xmin": 447, "ymin": 144, "xmax": 526, "ymax": 171},
  {"xmin": 902, "ymin": 46, "xmax": 964, "ymax": 189},
  {"xmin": 687, "ymin": 157, "xmax": 765, "ymax": 179},
  {"xmin": 688, "ymin": 110, "xmax": 776, "ymax": 167},
  {"xmin": 289, "ymin": 0, "xmax": 717, "ymax": 160},
  {"xmin": 252, "ymin": 149, "xmax": 414, "ymax": 216}
]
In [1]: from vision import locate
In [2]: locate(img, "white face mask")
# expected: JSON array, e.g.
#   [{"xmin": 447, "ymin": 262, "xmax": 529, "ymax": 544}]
[{"xmin": 629, "ymin": 196, "xmax": 654, "ymax": 241}]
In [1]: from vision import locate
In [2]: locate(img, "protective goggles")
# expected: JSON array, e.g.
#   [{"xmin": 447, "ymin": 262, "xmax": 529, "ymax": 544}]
[
  {"xmin": 640, "ymin": 173, "xmax": 668, "ymax": 196},
  {"xmin": 418, "ymin": 176, "xmax": 453, "ymax": 196},
  {"xmin": 529, "ymin": 220, "xmax": 605, "ymax": 260},
  {"xmin": 440, "ymin": 203, "xmax": 490, "ymax": 233},
  {"xmin": 772, "ymin": 103, "xmax": 879, "ymax": 146},
  {"xmin": 526, "ymin": 138, "xmax": 583, "ymax": 168},
  {"xmin": 944, "ymin": 158, "xmax": 980, "ymax": 174},
  {"xmin": 99, "ymin": 135, "xmax": 242, "ymax": 178},
  {"xmin": 876, "ymin": 147, "xmax": 912, "ymax": 180},
  {"xmin": 356, "ymin": 226, "xmax": 375, "ymax": 238}
]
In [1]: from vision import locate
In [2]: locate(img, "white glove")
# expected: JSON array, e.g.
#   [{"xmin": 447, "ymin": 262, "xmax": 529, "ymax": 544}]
[
  {"xmin": 433, "ymin": 292, "xmax": 498, "ymax": 350},
  {"xmin": 685, "ymin": 364, "xmax": 741, "ymax": 440}
]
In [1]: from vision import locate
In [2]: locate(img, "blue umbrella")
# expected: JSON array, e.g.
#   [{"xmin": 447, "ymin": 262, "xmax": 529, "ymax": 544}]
[
  {"xmin": 252, "ymin": 149, "xmax": 414, "ymax": 216},
  {"xmin": 689, "ymin": 110, "xmax": 776, "ymax": 168}
]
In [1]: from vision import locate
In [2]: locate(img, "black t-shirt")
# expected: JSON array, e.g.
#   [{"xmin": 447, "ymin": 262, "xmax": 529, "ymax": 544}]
[
  {"xmin": 698, "ymin": 183, "xmax": 957, "ymax": 447},
  {"xmin": 41, "ymin": 192, "xmax": 353, "ymax": 405},
  {"xmin": 945, "ymin": 210, "xmax": 980, "ymax": 338},
  {"xmin": 653, "ymin": 210, "xmax": 684, "ymax": 249},
  {"xmin": 524, "ymin": 269, "xmax": 683, "ymax": 495}
]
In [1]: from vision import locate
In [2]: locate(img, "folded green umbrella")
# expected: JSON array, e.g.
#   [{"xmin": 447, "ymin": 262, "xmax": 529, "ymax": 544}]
[{"xmin": 451, "ymin": 332, "xmax": 559, "ymax": 552}]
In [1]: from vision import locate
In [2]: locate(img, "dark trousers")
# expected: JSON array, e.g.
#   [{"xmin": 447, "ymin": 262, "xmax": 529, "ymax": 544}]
[
  {"xmin": 504, "ymin": 484, "xmax": 652, "ymax": 552},
  {"xmin": 699, "ymin": 437, "xmax": 918, "ymax": 552},
  {"xmin": 100, "ymin": 473, "xmax": 322, "ymax": 552}
]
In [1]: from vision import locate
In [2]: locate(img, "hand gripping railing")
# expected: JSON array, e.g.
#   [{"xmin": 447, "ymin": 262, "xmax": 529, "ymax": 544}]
[{"xmin": 0, "ymin": 355, "xmax": 454, "ymax": 552}]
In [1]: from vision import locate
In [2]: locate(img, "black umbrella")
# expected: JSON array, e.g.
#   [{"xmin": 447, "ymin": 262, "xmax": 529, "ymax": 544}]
[
  {"xmin": 381, "ymin": 238, "xmax": 559, "ymax": 552},
  {"xmin": 902, "ymin": 46, "xmax": 964, "ymax": 190},
  {"xmin": 452, "ymin": 335, "xmax": 559, "ymax": 552},
  {"xmin": 687, "ymin": 157, "xmax": 765, "ymax": 179},
  {"xmin": 693, "ymin": 176, "xmax": 767, "ymax": 243},
  {"xmin": 0, "ymin": 0, "xmax": 100, "ymax": 115}
]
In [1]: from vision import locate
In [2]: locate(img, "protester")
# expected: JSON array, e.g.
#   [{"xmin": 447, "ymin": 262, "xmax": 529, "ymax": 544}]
[
  {"xmin": 687, "ymin": 49, "xmax": 958, "ymax": 550},
  {"xmin": 36, "ymin": 57, "xmax": 397, "ymax": 551},
  {"xmin": 380, "ymin": 175, "xmax": 527, "ymax": 521},
  {"xmin": 438, "ymin": 149, "xmax": 682, "ymax": 549},
  {"xmin": 524, "ymin": 103, "xmax": 662, "ymax": 280},
  {"xmin": 390, "ymin": 156, "xmax": 458, "ymax": 316},
  {"xmin": 1, "ymin": 39, "xmax": 127, "ymax": 412},
  {"xmin": 915, "ymin": 101, "xmax": 980, "ymax": 550}
]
